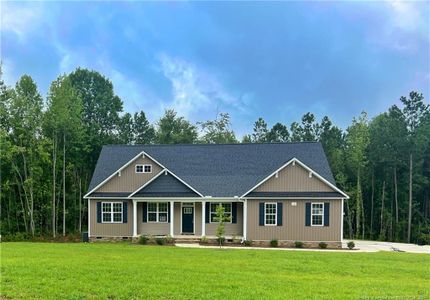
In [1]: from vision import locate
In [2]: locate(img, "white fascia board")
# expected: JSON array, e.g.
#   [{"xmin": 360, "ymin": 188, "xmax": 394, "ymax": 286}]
[
  {"xmin": 84, "ymin": 151, "xmax": 160, "ymax": 198},
  {"xmin": 84, "ymin": 150, "xmax": 204, "ymax": 199},
  {"xmin": 132, "ymin": 197, "xmax": 243, "ymax": 202},
  {"xmin": 240, "ymin": 157, "xmax": 349, "ymax": 199},
  {"xmin": 243, "ymin": 197, "xmax": 345, "ymax": 200}
]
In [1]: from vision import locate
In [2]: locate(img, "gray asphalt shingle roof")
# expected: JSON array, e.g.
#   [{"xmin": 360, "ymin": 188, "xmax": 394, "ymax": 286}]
[{"xmin": 88, "ymin": 142, "xmax": 337, "ymax": 197}]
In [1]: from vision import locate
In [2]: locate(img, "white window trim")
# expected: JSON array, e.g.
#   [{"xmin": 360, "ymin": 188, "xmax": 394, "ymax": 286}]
[
  {"xmin": 135, "ymin": 164, "xmax": 152, "ymax": 174},
  {"xmin": 311, "ymin": 202, "xmax": 324, "ymax": 227},
  {"xmin": 143, "ymin": 164, "xmax": 152, "ymax": 173},
  {"xmin": 264, "ymin": 202, "xmax": 277, "ymax": 226},
  {"xmin": 209, "ymin": 202, "xmax": 233, "ymax": 224},
  {"xmin": 147, "ymin": 202, "xmax": 169, "ymax": 223},
  {"xmin": 101, "ymin": 202, "xmax": 123, "ymax": 223}
]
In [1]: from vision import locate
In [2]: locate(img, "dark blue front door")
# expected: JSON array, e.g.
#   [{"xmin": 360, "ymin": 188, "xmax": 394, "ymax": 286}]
[{"xmin": 182, "ymin": 206, "xmax": 194, "ymax": 234}]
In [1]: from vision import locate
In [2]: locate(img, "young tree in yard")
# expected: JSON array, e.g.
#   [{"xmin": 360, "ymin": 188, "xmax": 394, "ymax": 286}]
[
  {"xmin": 400, "ymin": 92, "xmax": 429, "ymax": 243},
  {"xmin": 345, "ymin": 112, "xmax": 370, "ymax": 239},
  {"xmin": 267, "ymin": 123, "xmax": 289, "ymax": 142},
  {"xmin": 198, "ymin": 113, "xmax": 237, "ymax": 144},
  {"xmin": 214, "ymin": 204, "xmax": 231, "ymax": 248},
  {"xmin": 133, "ymin": 111, "xmax": 155, "ymax": 144},
  {"xmin": 251, "ymin": 118, "xmax": 268, "ymax": 142},
  {"xmin": 45, "ymin": 75, "xmax": 83, "ymax": 236},
  {"xmin": 155, "ymin": 109, "xmax": 197, "ymax": 144}
]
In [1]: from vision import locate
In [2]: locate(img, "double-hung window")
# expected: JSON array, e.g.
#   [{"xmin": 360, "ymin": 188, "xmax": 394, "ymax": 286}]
[
  {"xmin": 264, "ymin": 202, "xmax": 277, "ymax": 226},
  {"xmin": 210, "ymin": 203, "xmax": 232, "ymax": 223},
  {"xmin": 147, "ymin": 202, "xmax": 168, "ymax": 223},
  {"xmin": 311, "ymin": 203, "xmax": 324, "ymax": 226},
  {"xmin": 102, "ymin": 202, "xmax": 123, "ymax": 223}
]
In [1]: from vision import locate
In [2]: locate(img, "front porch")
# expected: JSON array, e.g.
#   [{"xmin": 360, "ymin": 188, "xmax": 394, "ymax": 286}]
[{"xmin": 132, "ymin": 200, "xmax": 246, "ymax": 239}]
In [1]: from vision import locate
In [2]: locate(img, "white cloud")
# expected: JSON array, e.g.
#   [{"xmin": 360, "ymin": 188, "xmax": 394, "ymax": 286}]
[
  {"xmin": 361, "ymin": 1, "xmax": 429, "ymax": 53},
  {"xmin": 109, "ymin": 67, "xmax": 166, "ymax": 121},
  {"xmin": 0, "ymin": 2, "xmax": 43, "ymax": 42},
  {"xmin": 157, "ymin": 53, "xmax": 250, "ymax": 120},
  {"xmin": 389, "ymin": 1, "xmax": 422, "ymax": 32}
]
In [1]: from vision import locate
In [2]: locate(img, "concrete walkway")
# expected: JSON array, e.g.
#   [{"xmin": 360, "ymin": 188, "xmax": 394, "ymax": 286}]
[{"xmin": 175, "ymin": 240, "xmax": 430, "ymax": 254}]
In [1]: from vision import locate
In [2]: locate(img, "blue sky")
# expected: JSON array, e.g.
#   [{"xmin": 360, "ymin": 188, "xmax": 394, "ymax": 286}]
[{"xmin": 2, "ymin": 1, "xmax": 429, "ymax": 136}]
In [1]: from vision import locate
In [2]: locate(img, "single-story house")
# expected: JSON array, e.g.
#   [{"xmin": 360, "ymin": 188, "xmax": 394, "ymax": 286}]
[{"xmin": 84, "ymin": 142, "xmax": 349, "ymax": 247}]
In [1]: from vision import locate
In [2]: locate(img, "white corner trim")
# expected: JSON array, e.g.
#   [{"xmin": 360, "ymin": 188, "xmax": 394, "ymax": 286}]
[
  {"xmin": 88, "ymin": 199, "xmax": 91, "ymax": 238},
  {"xmin": 240, "ymin": 157, "xmax": 349, "ymax": 199}
]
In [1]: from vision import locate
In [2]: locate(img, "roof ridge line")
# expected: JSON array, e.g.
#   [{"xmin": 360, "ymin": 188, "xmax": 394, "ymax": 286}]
[{"xmin": 103, "ymin": 141, "xmax": 321, "ymax": 147}]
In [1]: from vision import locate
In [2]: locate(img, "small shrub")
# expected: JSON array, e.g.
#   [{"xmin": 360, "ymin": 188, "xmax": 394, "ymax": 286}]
[
  {"xmin": 165, "ymin": 235, "xmax": 174, "ymax": 244},
  {"xmin": 270, "ymin": 239, "xmax": 278, "ymax": 247},
  {"xmin": 319, "ymin": 242, "xmax": 328, "ymax": 249},
  {"xmin": 416, "ymin": 233, "xmax": 430, "ymax": 246},
  {"xmin": 200, "ymin": 236, "xmax": 208, "ymax": 244},
  {"xmin": 294, "ymin": 241, "xmax": 304, "ymax": 248},
  {"xmin": 155, "ymin": 237, "xmax": 166, "ymax": 245},
  {"xmin": 347, "ymin": 241, "xmax": 355, "ymax": 250},
  {"xmin": 138, "ymin": 235, "xmax": 149, "ymax": 245},
  {"xmin": 243, "ymin": 240, "xmax": 252, "ymax": 246}
]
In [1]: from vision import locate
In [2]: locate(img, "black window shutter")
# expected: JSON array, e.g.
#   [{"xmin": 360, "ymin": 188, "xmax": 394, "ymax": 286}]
[
  {"xmin": 259, "ymin": 203, "xmax": 264, "ymax": 226},
  {"xmin": 168, "ymin": 202, "xmax": 171, "ymax": 223},
  {"xmin": 324, "ymin": 202, "xmax": 330, "ymax": 226},
  {"xmin": 305, "ymin": 202, "xmax": 311, "ymax": 226},
  {"xmin": 277, "ymin": 202, "xmax": 283, "ymax": 226},
  {"xmin": 143, "ymin": 202, "xmax": 147, "ymax": 223},
  {"xmin": 97, "ymin": 202, "xmax": 101, "ymax": 223},
  {"xmin": 205, "ymin": 202, "xmax": 210, "ymax": 223},
  {"xmin": 232, "ymin": 202, "xmax": 237, "ymax": 223},
  {"xmin": 123, "ymin": 202, "xmax": 128, "ymax": 223}
]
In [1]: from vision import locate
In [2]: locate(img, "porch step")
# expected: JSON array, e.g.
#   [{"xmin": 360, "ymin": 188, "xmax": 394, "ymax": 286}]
[{"xmin": 174, "ymin": 238, "xmax": 201, "ymax": 244}]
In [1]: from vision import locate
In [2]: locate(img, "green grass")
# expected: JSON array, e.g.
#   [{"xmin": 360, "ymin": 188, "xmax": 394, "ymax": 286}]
[{"xmin": 1, "ymin": 243, "xmax": 429, "ymax": 299}]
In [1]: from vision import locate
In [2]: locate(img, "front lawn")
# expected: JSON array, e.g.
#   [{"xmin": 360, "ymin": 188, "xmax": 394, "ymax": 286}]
[{"xmin": 1, "ymin": 242, "xmax": 429, "ymax": 299}]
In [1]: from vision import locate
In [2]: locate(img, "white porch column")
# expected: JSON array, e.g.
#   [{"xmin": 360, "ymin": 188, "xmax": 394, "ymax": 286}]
[
  {"xmin": 243, "ymin": 199, "xmax": 247, "ymax": 240},
  {"xmin": 170, "ymin": 201, "xmax": 174, "ymax": 237},
  {"xmin": 202, "ymin": 201, "xmax": 206, "ymax": 236},
  {"xmin": 133, "ymin": 200, "xmax": 137, "ymax": 237}
]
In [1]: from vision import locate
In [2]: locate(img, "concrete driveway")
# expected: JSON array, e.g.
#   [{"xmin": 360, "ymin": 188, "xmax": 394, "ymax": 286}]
[
  {"xmin": 176, "ymin": 240, "xmax": 430, "ymax": 253},
  {"xmin": 344, "ymin": 240, "xmax": 430, "ymax": 254}
]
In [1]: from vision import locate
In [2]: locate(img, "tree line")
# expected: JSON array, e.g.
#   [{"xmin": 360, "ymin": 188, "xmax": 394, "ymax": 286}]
[{"xmin": 1, "ymin": 67, "xmax": 429, "ymax": 244}]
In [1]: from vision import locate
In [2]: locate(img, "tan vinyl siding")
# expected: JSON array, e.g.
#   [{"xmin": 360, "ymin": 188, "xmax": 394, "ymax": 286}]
[
  {"xmin": 95, "ymin": 156, "xmax": 163, "ymax": 193},
  {"xmin": 247, "ymin": 199, "xmax": 342, "ymax": 241},
  {"xmin": 205, "ymin": 203, "xmax": 243, "ymax": 236},
  {"xmin": 89, "ymin": 200, "xmax": 133, "ymax": 237},
  {"xmin": 255, "ymin": 163, "xmax": 334, "ymax": 192},
  {"xmin": 137, "ymin": 202, "xmax": 170, "ymax": 236}
]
